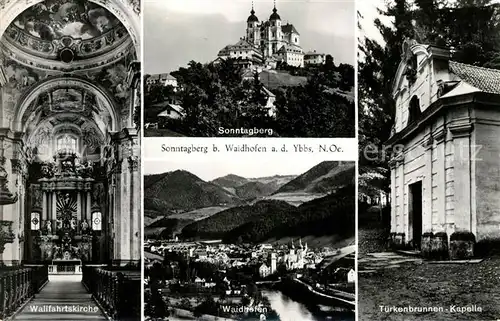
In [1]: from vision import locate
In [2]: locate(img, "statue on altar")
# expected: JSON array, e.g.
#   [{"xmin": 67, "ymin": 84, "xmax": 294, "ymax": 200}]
[
  {"xmin": 61, "ymin": 159, "xmax": 73, "ymax": 174},
  {"xmin": 62, "ymin": 217, "xmax": 71, "ymax": 230},
  {"xmin": 45, "ymin": 221, "xmax": 52, "ymax": 235},
  {"xmin": 76, "ymin": 161, "xmax": 93, "ymax": 178},
  {"xmin": 0, "ymin": 160, "xmax": 18, "ymax": 205},
  {"xmin": 81, "ymin": 219, "xmax": 90, "ymax": 234},
  {"xmin": 53, "ymin": 245, "xmax": 62, "ymax": 259},
  {"xmin": 70, "ymin": 218, "xmax": 77, "ymax": 230},
  {"xmin": 41, "ymin": 162, "xmax": 56, "ymax": 178},
  {"xmin": 71, "ymin": 245, "xmax": 80, "ymax": 258},
  {"xmin": 61, "ymin": 232, "xmax": 72, "ymax": 247}
]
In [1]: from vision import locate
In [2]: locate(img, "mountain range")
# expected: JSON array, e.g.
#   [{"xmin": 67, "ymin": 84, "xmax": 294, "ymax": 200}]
[
  {"xmin": 211, "ymin": 174, "xmax": 296, "ymax": 200},
  {"xmin": 274, "ymin": 161, "xmax": 355, "ymax": 194},
  {"xmin": 144, "ymin": 161, "xmax": 355, "ymax": 243},
  {"xmin": 144, "ymin": 170, "xmax": 241, "ymax": 217}
]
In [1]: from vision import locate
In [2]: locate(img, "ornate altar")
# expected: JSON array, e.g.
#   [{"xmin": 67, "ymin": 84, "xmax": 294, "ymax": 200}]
[{"xmin": 28, "ymin": 151, "xmax": 106, "ymax": 266}]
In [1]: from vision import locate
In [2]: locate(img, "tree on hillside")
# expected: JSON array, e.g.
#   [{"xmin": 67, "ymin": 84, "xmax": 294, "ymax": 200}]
[
  {"xmin": 145, "ymin": 280, "xmax": 169, "ymax": 319},
  {"xmin": 169, "ymin": 59, "xmax": 273, "ymax": 136},
  {"xmin": 146, "ymin": 56, "xmax": 355, "ymax": 137},
  {"xmin": 273, "ymin": 79, "xmax": 354, "ymax": 137}
]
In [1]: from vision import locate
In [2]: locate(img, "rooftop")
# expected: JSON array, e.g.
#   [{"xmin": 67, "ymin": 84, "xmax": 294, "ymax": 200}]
[
  {"xmin": 449, "ymin": 61, "xmax": 500, "ymax": 95},
  {"xmin": 305, "ymin": 51, "xmax": 325, "ymax": 56},
  {"xmin": 282, "ymin": 23, "xmax": 300, "ymax": 35}
]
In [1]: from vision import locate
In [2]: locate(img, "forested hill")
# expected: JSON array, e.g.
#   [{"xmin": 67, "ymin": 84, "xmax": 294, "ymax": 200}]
[
  {"xmin": 179, "ymin": 184, "xmax": 355, "ymax": 243},
  {"xmin": 210, "ymin": 174, "xmax": 249, "ymax": 189},
  {"xmin": 223, "ymin": 184, "xmax": 355, "ymax": 243},
  {"xmin": 144, "ymin": 170, "xmax": 241, "ymax": 213},
  {"xmin": 210, "ymin": 174, "xmax": 296, "ymax": 200},
  {"xmin": 274, "ymin": 161, "xmax": 355, "ymax": 194},
  {"xmin": 181, "ymin": 200, "xmax": 297, "ymax": 240}
]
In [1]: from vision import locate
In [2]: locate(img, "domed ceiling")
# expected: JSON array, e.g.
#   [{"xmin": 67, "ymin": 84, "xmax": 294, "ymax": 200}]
[
  {"xmin": 2, "ymin": 0, "xmax": 131, "ymax": 64},
  {"xmin": 13, "ymin": 1, "xmax": 121, "ymax": 41}
]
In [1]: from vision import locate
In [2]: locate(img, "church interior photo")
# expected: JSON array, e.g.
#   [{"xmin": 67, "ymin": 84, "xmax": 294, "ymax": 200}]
[{"xmin": 0, "ymin": 0, "xmax": 141, "ymax": 319}]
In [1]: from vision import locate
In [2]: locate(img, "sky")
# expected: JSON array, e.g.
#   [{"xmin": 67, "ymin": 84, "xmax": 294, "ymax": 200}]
[
  {"xmin": 358, "ymin": 0, "xmax": 390, "ymax": 43},
  {"xmin": 144, "ymin": 0, "xmax": 355, "ymax": 74},
  {"xmin": 144, "ymin": 158, "xmax": 353, "ymax": 181}
]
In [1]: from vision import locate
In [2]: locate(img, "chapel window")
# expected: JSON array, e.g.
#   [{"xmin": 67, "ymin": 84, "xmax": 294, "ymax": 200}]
[
  {"xmin": 92, "ymin": 212, "xmax": 102, "ymax": 231},
  {"xmin": 408, "ymin": 95, "xmax": 421, "ymax": 124},
  {"xmin": 31, "ymin": 212, "xmax": 40, "ymax": 230},
  {"xmin": 57, "ymin": 135, "xmax": 77, "ymax": 153}
]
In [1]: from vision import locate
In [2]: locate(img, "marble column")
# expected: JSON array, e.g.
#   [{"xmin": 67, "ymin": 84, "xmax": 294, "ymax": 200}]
[
  {"xmin": 389, "ymin": 160, "xmax": 397, "ymax": 233},
  {"xmin": 113, "ymin": 159, "xmax": 122, "ymax": 264},
  {"xmin": 449, "ymin": 123, "xmax": 473, "ymax": 232},
  {"xmin": 434, "ymin": 128, "xmax": 446, "ymax": 231},
  {"xmin": 42, "ymin": 191, "xmax": 47, "ymax": 221},
  {"xmin": 77, "ymin": 192, "xmax": 82, "ymax": 222},
  {"xmin": 86, "ymin": 191, "xmax": 91, "ymax": 221},
  {"xmin": 111, "ymin": 128, "xmax": 141, "ymax": 265},
  {"xmin": 129, "ymin": 153, "xmax": 140, "ymax": 262},
  {"xmin": 422, "ymin": 135, "xmax": 433, "ymax": 233},
  {"xmin": 398, "ymin": 159, "xmax": 406, "ymax": 238},
  {"xmin": 52, "ymin": 192, "xmax": 57, "ymax": 221},
  {"xmin": 120, "ymin": 158, "xmax": 130, "ymax": 262}
]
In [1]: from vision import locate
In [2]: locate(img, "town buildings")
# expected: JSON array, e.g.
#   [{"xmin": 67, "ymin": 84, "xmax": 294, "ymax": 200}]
[
  {"xmin": 284, "ymin": 239, "xmax": 309, "ymax": 270},
  {"xmin": 304, "ymin": 51, "xmax": 327, "ymax": 66},
  {"xmin": 146, "ymin": 73, "xmax": 178, "ymax": 88}
]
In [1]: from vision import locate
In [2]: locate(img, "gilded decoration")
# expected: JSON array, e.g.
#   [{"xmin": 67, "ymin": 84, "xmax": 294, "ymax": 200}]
[
  {"xmin": 0, "ymin": 220, "xmax": 15, "ymax": 253},
  {"xmin": 12, "ymin": 0, "xmax": 121, "ymax": 42},
  {"xmin": 0, "ymin": 157, "xmax": 18, "ymax": 205}
]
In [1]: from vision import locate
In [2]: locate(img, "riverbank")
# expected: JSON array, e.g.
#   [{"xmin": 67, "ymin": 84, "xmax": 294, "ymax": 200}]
[
  {"xmin": 169, "ymin": 307, "xmax": 238, "ymax": 321},
  {"xmin": 261, "ymin": 278, "xmax": 354, "ymax": 320}
]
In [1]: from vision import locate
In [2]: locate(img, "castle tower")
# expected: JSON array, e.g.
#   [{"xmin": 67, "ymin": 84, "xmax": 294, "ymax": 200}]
[
  {"xmin": 269, "ymin": 1, "xmax": 283, "ymax": 55},
  {"xmin": 246, "ymin": 1, "xmax": 260, "ymax": 46},
  {"xmin": 270, "ymin": 252, "xmax": 277, "ymax": 274}
]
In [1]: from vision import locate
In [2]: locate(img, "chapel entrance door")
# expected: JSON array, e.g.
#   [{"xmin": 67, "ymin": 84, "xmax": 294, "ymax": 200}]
[{"xmin": 409, "ymin": 181, "xmax": 423, "ymax": 250}]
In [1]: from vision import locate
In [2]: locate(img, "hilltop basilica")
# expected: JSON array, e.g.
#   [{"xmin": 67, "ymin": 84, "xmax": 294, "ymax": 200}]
[
  {"xmin": 284, "ymin": 238, "xmax": 308, "ymax": 270},
  {"xmin": 217, "ymin": 1, "xmax": 306, "ymax": 68}
]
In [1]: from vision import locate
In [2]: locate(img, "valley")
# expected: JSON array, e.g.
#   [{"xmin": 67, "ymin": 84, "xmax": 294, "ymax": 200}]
[{"xmin": 144, "ymin": 161, "xmax": 355, "ymax": 244}]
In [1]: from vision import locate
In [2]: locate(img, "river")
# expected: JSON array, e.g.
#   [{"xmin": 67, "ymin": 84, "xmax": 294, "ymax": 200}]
[{"xmin": 262, "ymin": 290, "xmax": 354, "ymax": 321}]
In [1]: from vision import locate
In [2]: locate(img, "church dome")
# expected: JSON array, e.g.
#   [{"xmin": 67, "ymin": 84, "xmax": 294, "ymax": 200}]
[
  {"xmin": 269, "ymin": 7, "xmax": 281, "ymax": 20},
  {"xmin": 247, "ymin": 9, "xmax": 259, "ymax": 22},
  {"xmin": 2, "ymin": 0, "xmax": 132, "ymax": 69}
]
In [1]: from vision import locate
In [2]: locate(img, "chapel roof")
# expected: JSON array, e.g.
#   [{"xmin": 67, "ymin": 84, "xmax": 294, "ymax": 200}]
[
  {"xmin": 282, "ymin": 23, "xmax": 299, "ymax": 35},
  {"xmin": 247, "ymin": 8, "xmax": 259, "ymax": 22},
  {"xmin": 270, "ymin": 7, "xmax": 281, "ymax": 20},
  {"xmin": 449, "ymin": 61, "xmax": 500, "ymax": 95}
]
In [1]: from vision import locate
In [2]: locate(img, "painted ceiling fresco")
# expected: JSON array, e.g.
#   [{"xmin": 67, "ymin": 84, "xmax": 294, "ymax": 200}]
[
  {"xmin": 1, "ymin": 56, "xmax": 130, "ymax": 125},
  {"xmin": 13, "ymin": 0, "xmax": 121, "ymax": 41},
  {"xmin": 49, "ymin": 88, "xmax": 85, "ymax": 112},
  {"xmin": 22, "ymin": 88, "xmax": 102, "ymax": 128},
  {"xmin": 0, "ymin": 0, "xmax": 138, "ymax": 132}
]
